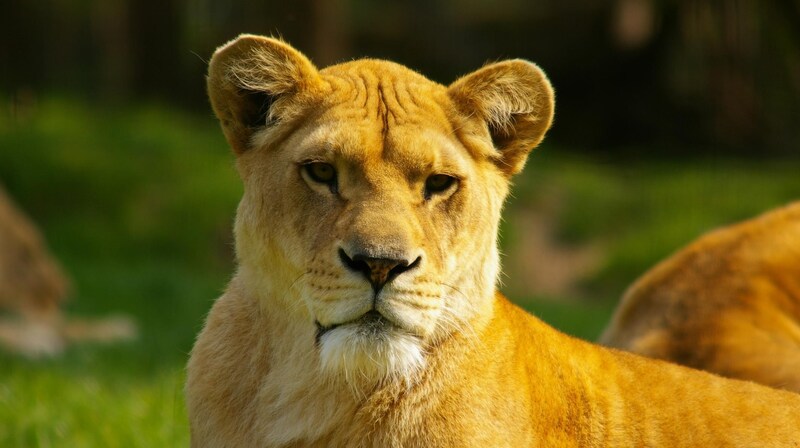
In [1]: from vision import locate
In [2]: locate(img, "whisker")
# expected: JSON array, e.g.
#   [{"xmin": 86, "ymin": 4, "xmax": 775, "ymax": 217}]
[
  {"xmin": 314, "ymin": 289, "xmax": 364, "ymax": 302},
  {"xmin": 389, "ymin": 288, "xmax": 441, "ymax": 299},
  {"xmin": 436, "ymin": 282, "xmax": 483, "ymax": 344},
  {"xmin": 387, "ymin": 296, "xmax": 440, "ymax": 311},
  {"xmin": 279, "ymin": 272, "xmax": 311, "ymax": 314}
]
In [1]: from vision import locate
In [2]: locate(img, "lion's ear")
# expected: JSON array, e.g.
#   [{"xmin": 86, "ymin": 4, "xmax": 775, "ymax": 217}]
[
  {"xmin": 207, "ymin": 34, "xmax": 320, "ymax": 154},
  {"xmin": 448, "ymin": 60, "xmax": 554, "ymax": 176}
]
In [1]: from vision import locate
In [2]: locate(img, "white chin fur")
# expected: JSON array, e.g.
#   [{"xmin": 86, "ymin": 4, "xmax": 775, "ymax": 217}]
[{"xmin": 318, "ymin": 325, "xmax": 425, "ymax": 385}]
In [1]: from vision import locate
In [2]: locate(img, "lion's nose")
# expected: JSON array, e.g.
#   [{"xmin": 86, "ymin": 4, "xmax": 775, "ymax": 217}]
[{"xmin": 338, "ymin": 249, "xmax": 421, "ymax": 293}]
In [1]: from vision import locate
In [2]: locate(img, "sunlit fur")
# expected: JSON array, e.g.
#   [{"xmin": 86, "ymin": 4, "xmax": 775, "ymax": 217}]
[
  {"xmin": 187, "ymin": 35, "xmax": 800, "ymax": 447},
  {"xmin": 602, "ymin": 201, "xmax": 800, "ymax": 392}
]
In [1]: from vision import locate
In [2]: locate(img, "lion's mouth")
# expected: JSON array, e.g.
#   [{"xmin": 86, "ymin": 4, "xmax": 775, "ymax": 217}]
[{"xmin": 315, "ymin": 309, "xmax": 392, "ymax": 344}]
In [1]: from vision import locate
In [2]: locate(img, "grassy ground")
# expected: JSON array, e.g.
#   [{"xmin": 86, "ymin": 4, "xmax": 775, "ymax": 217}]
[{"xmin": 1, "ymin": 98, "xmax": 798, "ymax": 446}]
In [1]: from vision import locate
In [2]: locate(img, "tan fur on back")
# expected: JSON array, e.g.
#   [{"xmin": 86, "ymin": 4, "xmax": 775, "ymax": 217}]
[
  {"xmin": 602, "ymin": 202, "xmax": 800, "ymax": 392},
  {"xmin": 187, "ymin": 35, "xmax": 800, "ymax": 447},
  {"xmin": 0, "ymin": 183, "xmax": 68, "ymax": 316}
]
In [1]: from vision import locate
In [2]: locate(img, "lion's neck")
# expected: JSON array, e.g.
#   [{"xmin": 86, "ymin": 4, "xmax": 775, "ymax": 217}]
[
  {"xmin": 230, "ymin": 274, "xmax": 497, "ymax": 447},
  {"xmin": 254, "ymin": 328, "xmax": 487, "ymax": 447}
]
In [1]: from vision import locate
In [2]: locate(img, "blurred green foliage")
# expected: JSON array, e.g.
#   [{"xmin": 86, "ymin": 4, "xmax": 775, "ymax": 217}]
[
  {"xmin": 512, "ymin": 152, "xmax": 800, "ymax": 299},
  {"xmin": 1, "ymin": 100, "xmax": 239, "ymax": 446},
  {"xmin": 0, "ymin": 99, "xmax": 240, "ymax": 267},
  {"xmin": 0, "ymin": 99, "xmax": 798, "ymax": 445}
]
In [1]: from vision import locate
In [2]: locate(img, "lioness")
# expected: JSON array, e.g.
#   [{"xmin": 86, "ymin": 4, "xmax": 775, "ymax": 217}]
[
  {"xmin": 187, "ymin": 35, "xmax": 800, "ymax": 447},
  {"xmin": 601, "ymin": 202, "xmax": 800, "ymax": 392}
]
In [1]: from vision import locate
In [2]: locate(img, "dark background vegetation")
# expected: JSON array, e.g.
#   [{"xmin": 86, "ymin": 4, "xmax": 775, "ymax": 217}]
[
  {"xmin": 4, "ymin": 0, "xmax": 800, "ymax": 154},
  {"xmin": 1, "ymin": 1, "xmax": 799, "ymax": 445}
]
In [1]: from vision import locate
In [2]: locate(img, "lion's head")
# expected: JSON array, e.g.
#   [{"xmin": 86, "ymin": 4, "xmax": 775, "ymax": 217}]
[{"xmin": 207, "ymin": 35, "xmax": 553, "ymax": 384}]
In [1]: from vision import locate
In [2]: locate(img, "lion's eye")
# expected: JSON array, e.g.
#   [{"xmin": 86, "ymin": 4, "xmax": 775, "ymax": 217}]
[
  {"xmin": 304, "ymin": 162, "xmax": 337, "ymax": 185},
  {"xmin": 424, "ymin": 174, "xmax": 456, "ymax": 199}
]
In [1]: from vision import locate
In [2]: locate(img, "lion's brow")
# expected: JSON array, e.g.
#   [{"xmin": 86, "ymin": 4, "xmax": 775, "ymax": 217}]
[{"xmin": 334, "ymin": 67, "xmax": 444, "ymax": 127}]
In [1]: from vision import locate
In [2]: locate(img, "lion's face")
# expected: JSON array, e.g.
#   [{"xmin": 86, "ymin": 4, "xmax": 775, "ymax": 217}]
[{"xmin": 207, "ymin": 36, "xmax": 553, "ymax": 383}]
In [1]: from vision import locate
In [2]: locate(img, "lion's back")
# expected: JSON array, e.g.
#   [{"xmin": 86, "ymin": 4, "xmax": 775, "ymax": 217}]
[{"xmin": 600, "ymin": 202, "xmax": 800, "ymax": 390}]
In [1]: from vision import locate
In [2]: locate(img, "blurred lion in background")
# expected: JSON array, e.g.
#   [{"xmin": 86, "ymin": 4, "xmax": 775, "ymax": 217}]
[
  {"xmin": 602, "ymin": 201, "xmax": 800, "ymax": 392},
  {"xmin": 0, "ymin": 183, "xmax": 136, "ymax": 357}
]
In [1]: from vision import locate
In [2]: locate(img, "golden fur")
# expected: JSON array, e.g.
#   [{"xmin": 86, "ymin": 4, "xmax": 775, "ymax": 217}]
[
  {"xmin": 0, "ymin": 183, "xmax": 68, "ymax": 317},
  {"xmin": 0, "ymin": 183, "xmax": 68, "ymax": 355},
  {"xmin": 602, "ymin": 202, "xmax": 800, "ymax": 392},
  {"xmin": 186, "ymin": 35, "xmax": 800, "ymax": 447}
]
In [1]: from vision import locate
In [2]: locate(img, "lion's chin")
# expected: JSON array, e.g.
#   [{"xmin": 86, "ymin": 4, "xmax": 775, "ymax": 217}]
[{"xmin": 317, "ymin": 321, "xmax": 425, "ymax": 386}]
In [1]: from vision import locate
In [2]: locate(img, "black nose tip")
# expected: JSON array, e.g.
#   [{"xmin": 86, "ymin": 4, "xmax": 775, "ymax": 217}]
[{"xmin": 338, "ymin": 249, "xmax": 421, "ymax": 293}]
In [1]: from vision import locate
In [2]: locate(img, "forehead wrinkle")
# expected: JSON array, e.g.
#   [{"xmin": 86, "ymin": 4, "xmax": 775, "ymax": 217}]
[
  {"xmin": 381, "ymin": 77, "xmax": 455, "ymax": 134},
  {"xmin": 328, "ymin": 68, "xmax": 385, "ymax": 125},
  {"xmin": 323, "ymin": 75, "xmax": 364, "ymax": 118},
  {"xmin": 322, "ymin": 62, "xmax": 453, "ymax": 130},
  {"xmin": 319, "ymin": 69, "xmax": 390, "ymax": 164},
  {"xmin": 375, "ymin": 79, "xmax": 458, "ymax": 173},
  {"xmin": 378, "ymin": 76, "xmax": 406, "ymax": 127},
  {"xmin": 314, "ymin": 61, "xmax": 468, "ymax": 177},
  {"xmin": 356, "ymin": 70, "xmax": 377, "ymax": 121}
]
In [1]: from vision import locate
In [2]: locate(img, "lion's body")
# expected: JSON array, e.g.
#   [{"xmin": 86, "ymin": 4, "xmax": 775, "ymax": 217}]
[
  {"xmin": 601, "ymin": 202, "xmax": 800, "ymax": 392},
  {"xmin": 187, "ymin": 35, "xmax": 800, "ymax": 447},
  {"xmin": 190, "ymin": 284, "xmax": 800, "ymax": 447}
]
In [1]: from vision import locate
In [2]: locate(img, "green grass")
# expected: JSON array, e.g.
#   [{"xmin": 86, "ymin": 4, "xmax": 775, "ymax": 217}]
[
  {"xmin": 1, "ymin": 98, "xmax": 236, "ymax": 447},
  {"xmin": 1, "ymin": 98, "xmax": 799, "ymax": 445},
  {"xmin": 0, "ymin": 363, "xmax": 187, "ymax": 447}
]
